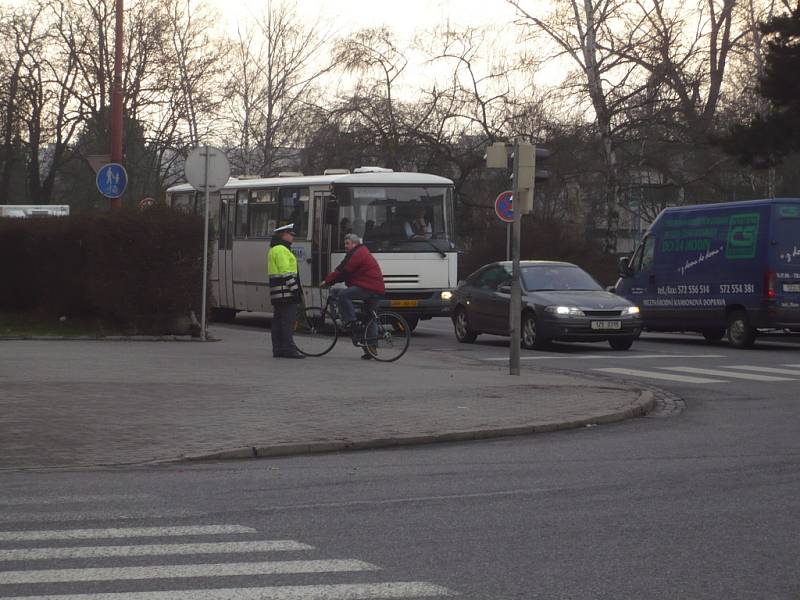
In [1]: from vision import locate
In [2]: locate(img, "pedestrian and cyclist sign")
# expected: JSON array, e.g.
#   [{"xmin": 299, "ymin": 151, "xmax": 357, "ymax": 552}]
[
  {"xmin": 495, "ymin": 190, "xmax": 514, "ymax": 223},
  {"xmin": 96, "ymin": 163, "xmax": 128, "ymax": 198}
]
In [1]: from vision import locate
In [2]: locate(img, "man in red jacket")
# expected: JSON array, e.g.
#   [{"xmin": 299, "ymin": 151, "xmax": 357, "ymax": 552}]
[{"xmin": 321, "ymin": 233, "xmax": 385, "ymax": 359}]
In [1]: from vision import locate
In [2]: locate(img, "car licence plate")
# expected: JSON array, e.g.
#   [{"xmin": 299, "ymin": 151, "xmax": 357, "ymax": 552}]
[
  {"xmin": 783, "ymin": 283, "xmax": 800, "ymax": 293},
  {"xmin": 591, "ymin": 320, "xmax": 622, "ymax": 330},
  {"xmin": 390, "ymin": 299, "xmax": 419, "ymax": 308}
]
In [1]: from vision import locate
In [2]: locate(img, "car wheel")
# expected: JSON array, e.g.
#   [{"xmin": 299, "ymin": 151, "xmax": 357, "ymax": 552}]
[
  {"xmin": 521, "ymin": 311, "xmax": 549, "ymax": 350},
  {"xmin": 702, "ymin": 329, "xmax": 725, "ymax": 343},
  {"xmin": 608, "ymin": 337, "xmax": 635, "ymax": 351},
  {"xmin": 727, "ymin": 310, "xmax": 756, "ymax": 349},
  {"xmin": 453, "ymin": 307, "xmax": 478, "ymax": 343}
]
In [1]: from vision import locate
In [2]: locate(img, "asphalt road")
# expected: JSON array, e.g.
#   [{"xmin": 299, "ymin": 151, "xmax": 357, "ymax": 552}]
[{"xmin": 1, "ymin": 316, "xmax": 799, "ymax": 599}]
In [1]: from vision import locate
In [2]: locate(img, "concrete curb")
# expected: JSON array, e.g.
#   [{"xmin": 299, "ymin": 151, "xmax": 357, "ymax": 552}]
[
  {"xmin": 175, "ymin": 390, "xmax": 655, "ymax": 464},
  {"xmin": 0, "ymin": 335, "xmax": 211, "ymax": 342}
]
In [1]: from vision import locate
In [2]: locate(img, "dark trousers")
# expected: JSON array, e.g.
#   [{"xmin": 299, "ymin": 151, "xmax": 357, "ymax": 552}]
[{"xmin": 271, "ymin": 302, "xmax": 298, "ymax": 356}]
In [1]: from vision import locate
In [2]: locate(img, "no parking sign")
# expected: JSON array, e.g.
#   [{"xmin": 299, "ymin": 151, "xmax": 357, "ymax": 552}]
[{"xmin": 494, "ymin": 191, "xmax": 513, "ymax": 223}]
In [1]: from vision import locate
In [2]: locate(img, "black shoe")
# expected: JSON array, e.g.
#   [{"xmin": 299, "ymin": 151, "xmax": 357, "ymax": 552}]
[
  {"xmin": 361, "ymin": 351, "xmax": 373, "ymax": 360},
  {"xmin": 283, "ymin": 351, "xmax": 306, "ymax": 359}
]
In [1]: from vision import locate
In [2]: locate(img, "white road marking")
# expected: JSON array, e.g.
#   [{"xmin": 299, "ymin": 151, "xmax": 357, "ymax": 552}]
[
  {"xmin": 782, "ymin": 364, "xmax": 800, "ymax": 368},
  {"xmin": 719, "ymin": 365, "xmax": 800, "ymax": 376},
  {"xmin": 0, "ymin": 560, "xmax": 380, "ymax": 585},
  {"xmin": 0, "ymin": 541, "xmax": 313, "ymax": 562},
  {"xmin": 0, "ymin": 525, "xmax": 255, "ymax": 542},
  {"xmin": 657, "ymin": 366, "xmax": 795, "ymax": 382},
  {"xmin": 0, "ymin": 509, "xmax": 206, "ymax": 524},
  {"xmin": 482, "ymin": 354, "xmax": 725, "ymax": 361},
  {"xmin": 0, "ymin": 582, "xmax": 454, "ymax": 600},
  {"xmin": 0, "ymin": 494, "xmax": 152, "ymax": 506},
  {"xmin": 593, "ymin": 368, "xmax": 725, "ymax": 384}
]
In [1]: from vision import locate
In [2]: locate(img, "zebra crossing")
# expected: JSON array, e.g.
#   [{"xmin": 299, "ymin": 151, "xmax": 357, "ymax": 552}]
[
  {"xmin": 594, "ymin": 363, "xmax": 800, "ymax": 385},
  {"xmin": 0, "ymin": 497, "xmax": 455, "ymax": 599}
]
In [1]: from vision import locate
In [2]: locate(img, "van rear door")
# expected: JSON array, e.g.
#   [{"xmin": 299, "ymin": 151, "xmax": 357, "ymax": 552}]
[{"xmin": 771, "ymin": 203, "xmax": 800, "ymax": 329}]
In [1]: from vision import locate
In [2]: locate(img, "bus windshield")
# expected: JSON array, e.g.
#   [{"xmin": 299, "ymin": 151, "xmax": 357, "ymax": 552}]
[{"xmin": 333, "ymin": 185, "xmax": 455, "ymax": 253}]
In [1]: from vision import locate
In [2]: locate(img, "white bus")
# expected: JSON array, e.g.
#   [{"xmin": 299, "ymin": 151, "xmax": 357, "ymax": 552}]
[
  {"xmin": 0, "ymin": 205, "xmax": 70, "ymax": 218},
  {"xmin": 165, "ymin": 167, "xmax": 457, "ymax": 330}
]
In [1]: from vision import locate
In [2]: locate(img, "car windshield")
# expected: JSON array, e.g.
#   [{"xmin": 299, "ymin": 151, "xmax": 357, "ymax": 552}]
[{"xmin": 521, "ymin": 265, "xmax": 602, "ymax": 291}]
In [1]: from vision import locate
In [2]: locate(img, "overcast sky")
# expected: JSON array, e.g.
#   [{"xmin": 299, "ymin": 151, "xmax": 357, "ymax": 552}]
[{"xmin": 209, "ymin": 0, "xmax": 522, "ymax": 39}]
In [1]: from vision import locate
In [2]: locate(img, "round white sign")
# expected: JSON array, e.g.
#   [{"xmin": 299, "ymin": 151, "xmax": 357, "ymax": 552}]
[{"xmin": 184, "ymin": 146, "xmax": 230, "ymax": 192}]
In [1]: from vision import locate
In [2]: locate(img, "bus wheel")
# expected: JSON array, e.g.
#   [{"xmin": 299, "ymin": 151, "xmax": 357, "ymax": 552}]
[
  {"xmin": 211, "ymin": 308, "xmax": 237, "ymax": 323},
  {"xmin": 727, "ymin": 311, "xmax": 755, "ymax": 349},
  {"xmin": 702, "ymin": 329, "xmax": 725, "ymax": 343},
  {"xmin": 398, "ymin": 315, "xmax": 419, "ymax": 332}
]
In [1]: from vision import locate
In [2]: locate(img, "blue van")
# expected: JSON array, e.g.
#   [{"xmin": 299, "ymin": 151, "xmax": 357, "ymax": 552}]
[{"xmin": 614, "ymin": 198, "xmax": 800, "ymax": 348}]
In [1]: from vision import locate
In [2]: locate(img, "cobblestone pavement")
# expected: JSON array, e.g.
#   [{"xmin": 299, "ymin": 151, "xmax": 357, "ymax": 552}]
[{"xmin": 0, "ymin": 327, "xmax": 652, "ymax": 469}]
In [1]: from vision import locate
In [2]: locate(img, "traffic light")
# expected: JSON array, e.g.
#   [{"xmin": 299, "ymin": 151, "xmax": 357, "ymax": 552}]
[{"xmin": 535, "ymin": 147, "xmax": 551, "ymax": 184}]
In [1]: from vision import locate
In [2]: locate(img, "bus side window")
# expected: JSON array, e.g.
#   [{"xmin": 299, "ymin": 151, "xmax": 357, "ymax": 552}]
[
  {"xmin": 248, "ymin": 190, "xmax": 277, "ymax": 238},
  {"xmin": 278, "ymin": 187, "xmax": 309, "ymax": 238},
  {"xmin": 235, "ymin": 190, "xmax": 248, "ymax": 238}
]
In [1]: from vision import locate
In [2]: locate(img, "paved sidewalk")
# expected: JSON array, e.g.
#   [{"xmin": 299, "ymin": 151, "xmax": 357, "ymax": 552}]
[{"xmin": 0, "ymin": 326, "xmax": 652, "ymax": 470}]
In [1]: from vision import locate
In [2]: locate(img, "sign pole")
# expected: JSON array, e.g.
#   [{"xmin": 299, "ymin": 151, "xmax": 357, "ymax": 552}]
[
  {"xmin": 510, "ymin": 140, "xmax": 522, "ymax": 376},
  {"xmin": 506, "ymin": 223, "xmax": 511, "ymax": 261},
  {"xmin": 200, "ymin": 145, "xmax": 210, "ymax": 342}
]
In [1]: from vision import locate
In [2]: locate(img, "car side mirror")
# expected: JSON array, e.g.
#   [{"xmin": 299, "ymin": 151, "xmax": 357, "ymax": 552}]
[
  {"xmin": 618, "ymin": 256, "xmax": 633, "ymax": 278},
  {"xmin": 498, "ymin": 284, "xmax": 511, "ymax": 294}
]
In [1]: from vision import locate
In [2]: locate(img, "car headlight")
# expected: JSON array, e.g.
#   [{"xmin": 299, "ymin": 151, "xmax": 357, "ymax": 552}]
[
  {"xmin": 546, "ymin": 306, "xmax": 585, "ymax": 317},
  {"xmin": 624, "ymin": 306, "xmax": 640, "ymax": 315},
  {"xmin": 440, "ymin": 291, "xmax": 453, "ymax": 301}
]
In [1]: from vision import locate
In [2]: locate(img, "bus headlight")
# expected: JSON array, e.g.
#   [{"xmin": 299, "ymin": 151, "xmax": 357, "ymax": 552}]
[{"xmin": 440, "ymin": 291, "xmax": 453, "ymax": 301}]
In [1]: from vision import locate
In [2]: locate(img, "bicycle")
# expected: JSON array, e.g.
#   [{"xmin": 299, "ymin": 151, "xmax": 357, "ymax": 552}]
[{"xmin": 293, "ymin": 293, "xmax": 411, "ymax": 362}]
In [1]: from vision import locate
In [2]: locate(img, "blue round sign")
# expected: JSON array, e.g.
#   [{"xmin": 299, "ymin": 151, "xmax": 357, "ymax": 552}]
[
  {"xmin": 495, "ymin": 190, "xmax": 514, "ymax": 223},
  {"xmin": 96, "ymin": 163, "xmax": 128, "ymax": 198}
]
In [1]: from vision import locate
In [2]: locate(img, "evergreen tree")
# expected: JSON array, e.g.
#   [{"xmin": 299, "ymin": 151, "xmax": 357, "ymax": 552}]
[{"xmin": 724, "ymin": 7, "xmax": 800, "ymax": 167}]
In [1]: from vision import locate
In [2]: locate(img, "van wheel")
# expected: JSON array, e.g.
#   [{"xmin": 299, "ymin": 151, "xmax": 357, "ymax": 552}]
[
  {"xmin": 453, "ymin": 307, "xmax": 478, "ymax": 343},
  {"xmin": 608, "ymin": 337, "xmax": 634, "ymax": 351},
  {"xmin": 702, "ymin": 329, "xmax": 725, "ymax": 343},
  {"xmin": 522, "ymin": 312, "xmax": 549, "ymax": 350},
  {"xmin": 727, "ymin": 311, "xmax": 756, "ymax": 349}
]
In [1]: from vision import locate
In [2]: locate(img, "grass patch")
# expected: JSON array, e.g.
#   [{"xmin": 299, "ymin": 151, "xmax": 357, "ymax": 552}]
[{"xmin": 0, "ymin": 312, "xmax": 132, "ymax": 337}]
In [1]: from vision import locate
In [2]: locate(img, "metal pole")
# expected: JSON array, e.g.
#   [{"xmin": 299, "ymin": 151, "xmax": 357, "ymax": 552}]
[
  {"xmin": 509, "ymin": 140, "xmax": 522, "ymax": 376},
  {"xmin": 200, "ymin": 146, "xmax": 210, "ymax": 341},
  {"xmin": 506, "ymin": 223, "xmax": 511, "ymax": 261},
  {"xmin": 110, "ymin": 0, "xmax": 123, "ymax": 210}
]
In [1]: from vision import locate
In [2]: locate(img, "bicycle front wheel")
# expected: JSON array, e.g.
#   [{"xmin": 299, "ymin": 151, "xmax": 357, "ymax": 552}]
[
  {"xmin": 294, "ymin": 306, "xmax": 338, "ymax": 357},
  {"xmin": 364, "ymin": 311, "xmax": 411, "ymax": 362}
]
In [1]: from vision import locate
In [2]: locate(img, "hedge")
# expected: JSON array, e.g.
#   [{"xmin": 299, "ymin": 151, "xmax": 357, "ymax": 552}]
[{"xmin": 0, "ymin": 207, "xmax": 207, "ymax": 334}]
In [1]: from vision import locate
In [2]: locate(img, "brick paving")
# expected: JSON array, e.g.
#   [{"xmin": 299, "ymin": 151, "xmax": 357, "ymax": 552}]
[{"xmin": 0, "ymin": 327, "xmax": 651, "ymax": 469}]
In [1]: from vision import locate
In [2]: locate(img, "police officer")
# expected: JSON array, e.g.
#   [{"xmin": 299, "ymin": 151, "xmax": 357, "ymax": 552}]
[{"xmin": 267, "ymin": 223, "xmax": 304, "ymax": 359}]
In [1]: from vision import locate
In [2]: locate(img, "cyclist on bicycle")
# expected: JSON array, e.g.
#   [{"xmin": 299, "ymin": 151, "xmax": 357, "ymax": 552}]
[{"xmin": 320, "ymin": 233, "xmax": 385, "ymax": 360}]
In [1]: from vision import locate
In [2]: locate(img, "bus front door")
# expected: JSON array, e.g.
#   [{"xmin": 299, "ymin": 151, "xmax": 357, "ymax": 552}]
[{"xmin": 310, "ymin": 191, "xmax": 335, "ymax": 305}]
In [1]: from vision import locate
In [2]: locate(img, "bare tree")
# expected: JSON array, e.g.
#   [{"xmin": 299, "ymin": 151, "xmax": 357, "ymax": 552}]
[
  {"xmin": 333, "ymin": 27, "xmax": 409, "ymax": 169},
  {"xmin": 508, "ymin": 0, "xmax": 652, "ymax": 252},
  {"xmin": 222, "ymin": 0, "xmax": 332, "ymax": 176}
]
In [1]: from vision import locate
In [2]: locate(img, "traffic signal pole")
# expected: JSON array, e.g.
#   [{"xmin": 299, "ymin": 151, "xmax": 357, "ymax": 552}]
[
  {"xmin": 510, "ymin": 140, "xmax": 523, "ymax": 376},
  {"xmin": 110, "ymin": 0, "xmax": 124, "ymax": 210}
]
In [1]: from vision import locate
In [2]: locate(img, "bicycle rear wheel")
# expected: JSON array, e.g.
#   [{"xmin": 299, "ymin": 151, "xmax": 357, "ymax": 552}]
[
  {"xmin": 293, "ymin": 306, "xmax": 338, "ymax": 357},
  {"xmin": 363, "ymin": 311, "xmax": 411, "ymax": 362}
]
